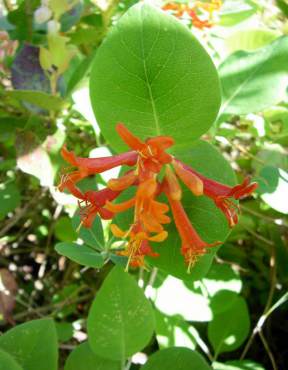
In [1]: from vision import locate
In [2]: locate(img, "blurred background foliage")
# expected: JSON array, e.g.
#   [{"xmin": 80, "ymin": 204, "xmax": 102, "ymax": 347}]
[{"xmin": 0, "ymin": 0, "xmax": 288, "ymax": 369}]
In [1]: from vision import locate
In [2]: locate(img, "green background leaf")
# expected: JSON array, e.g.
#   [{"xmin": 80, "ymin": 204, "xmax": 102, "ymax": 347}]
[
  {"xmin": 55, "ymin": 242, "xmax": 104, "ymax": 268},
  {"xmin": 87, "ymin": 266, "xmax": 155, "ymax": 361},
  {"xmin": 208, "ymin": 296, "xmax": 250, "ymax": 355},
  {"xmin": 219, "ymin": 36, "xmax": 288, "ymax": 116},
  {"xmin": 141, "ymin": 347, "xmax": 211, "ymax": 370},
  {"xmin": 72, "ymin": 213, "xmax": 104, "ymax": 250},
  {"xmin": 90, "ymin": 3, "xmax": 221, "ymax": 152},
  {"xmin": 55, "ymin": 216, "xmax": 78, "ymax": 242},
  {"xmin": 64, "ymin": 342, "xmax": 121, "ymax": 370},
  {"xmin": 0, "ymin": 348, "xmax": 23, "ymax": 370},
  {"xmin": 6, "ymin": 90, "xmax": 66, "ymax": 111},
  {"xmin": 0, "ymin": 318, "xmax": 58, "ymax": 370},
  {"xmin": 225, "ymin": 28, "xmax": 280, "ymax": 54}
]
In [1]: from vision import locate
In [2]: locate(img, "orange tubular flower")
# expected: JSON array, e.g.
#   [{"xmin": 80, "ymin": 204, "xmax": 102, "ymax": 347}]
[
  {"xmin": 174, "ymin": 159, "xmax": 258, "ymax": 227},
  {"xmin": 59, "ymin": 123, "xmax": 257, "ymax": 271},
  {"xmin": 166, "ymin": 189, "xmax": 221, "ymax": 272},
  {"xmin": 162, "ymin": 0, "xmax": 222, "ymax": 29}
]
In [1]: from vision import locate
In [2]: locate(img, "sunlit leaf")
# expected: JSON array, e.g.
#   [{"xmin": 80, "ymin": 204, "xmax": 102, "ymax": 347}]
[
  {"xmin": 0, "ymin": 348, "xmax": 23, "ymax": 370},
  {"xmin": 0, "ymin": 319, "xmax": 58, "ymax": 370},
  {"xmin": 55, "ymin": 242, "xmax": 104, "ymax": 268},
  {"xmin": 87, "ymin": 266, "xmax": 155, "ymax": 361},
  {"xmin": 141, "ymin": 347, "xmax": 211, "ymax": 370},
  {"xmin": 219, "ymin": 36, "xmax": 288, "ymax": 116},
  {"xmin": 64, "ymin": 342, "xmax": 121, "ymax": 370},
  {"xmin": 90, "ymin": 3, "xmax": 221, "ymax": 151},
  {"xmin": 208, "ymin": 296, "xmax": 250, "ymax": 355}
]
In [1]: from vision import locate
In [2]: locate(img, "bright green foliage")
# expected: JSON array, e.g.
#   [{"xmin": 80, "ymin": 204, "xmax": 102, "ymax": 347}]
[
  {"xmin": 64, "ymin": 342, "xmax": 121, "ymax": 370},
  {"xmin": 219, "ymin": 36, "xmax": 288, "ymax": 115},
  {"xmin": 213, "ymin": 360, "xmax": 266, "ymax": 370},
  {"xmin": 1, "ymin": 0, "xmax": 287, "ymax": 369},
  {"xmin": 87, "ymin": 266, "xmax": 155, "ymax": 361},
  {"xmin": 225, "ymin": 28, "xmax": 280, "ymax": 54},
  {"xmin": 90, "ymin": 3, "xmax": 221, "ymax": 152},
  {"xmin": 0, "ymin": 349, "xmax": 23, "ymax": 370},
  {"xmin": 6, "ymin": 90, "xmax": 66, "ymax": 111},
  {"xmin": 55, "ymin": 242, "xmax": 104, "ymax": 268},
  {"xmin": 54, "ymin": 216, "xmax": 78, "ymax": 242},
  {"xmin": 55, "ymin": 322, "xmax": 73, "ymax": 343},
  {"xmin": 208, "ymin": 296, "xmax": 250, "ymax": 355},
  {"xmin": 0, "ymin": 319, "xmax": 58, "ymax": 370},
  {"xmin": 72, "ymin": 214, "xmax": 104, "ymax": 250},
  {"xmin": 141, "ymin": 347, "xmax": 212, "ymax": 370},
  {"xmin": 219, "ymin": 0, "xmax": 258, "ymax": 26}
]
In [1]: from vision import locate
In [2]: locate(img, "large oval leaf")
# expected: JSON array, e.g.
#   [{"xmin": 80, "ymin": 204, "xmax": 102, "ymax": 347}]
[
  {"xmin": 208, "ymin": 296, "xmax": 250, "ymax": 356},
  {"xmin": 0, "ymin": 318, "xmax": 58, "ymax": 370},
  {"xmin": 219, "ymin": 36, "xmax": 288, "ymax": 116},
  {"xmin": 72, "ymin": 213, "xmax": 104, "ymax": 250},
  {"xmin": 141, "ymin": 347, "xmax": 211, "ymax": 370},
  {"xmin": 87, "ymin": 266, "xmax": 155, "ymax": 361},
  {"xmin": 64, "ymin": 342, "xmax": 121, "ymax": 370},
  {"xmin": 90, "ymin": 3, "xmax": 220, "ymax": 151},
  {"xmin": 0, "ymin": 348, "xmax": 23, "ymax": 370},
  {"xmin": 55, "ymin": 242, "xmax": 104, "ymax": 268},
  {"xmin": 147, "ymin": 140, "xmax": 236, "ymax": 280}
]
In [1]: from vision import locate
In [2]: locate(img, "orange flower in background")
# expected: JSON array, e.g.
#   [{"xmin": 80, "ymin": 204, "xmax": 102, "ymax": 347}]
[
  {"xmin": 58, "ymin": 123, "xmax": 257, "ymax": 271},
  {"xmin": 162, "ymin": 0, "xmax": 222, "ymax": 30}
]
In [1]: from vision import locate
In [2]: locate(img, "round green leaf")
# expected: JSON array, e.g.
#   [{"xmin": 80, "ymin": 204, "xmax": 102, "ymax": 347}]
[
  {"xmin": 6, "ymin": 90, "xmax": 66, "ymax": 111},
  {"xmin": 90, "ymin": 3, "xmax": 220, "ymax": 151},
  {"xmin": 87, "ymin": 266, "xmax": 155, "ymax": 361},
  {"xmin": 0, "ymin": 182, "xmax": 21, "ymax": 221},
  {"xmin": 0, "ymin": 348, "xmax": 23, "ymax": 370},
  {"xmin": 141, "ymin": 347, "xmax": 211, "ymax": 370},
  {"xmin": 208, "ymin": 296, "xmax": 250, "ymax": 355},
  {"xmin": 148, "ymin": 140, "xmax": 236, "ymax": 280},
  {"xmin": 225, "ymin": 28, "xmax": 280, "ymax": 54},
  {"xmin": 219, "ymin": 36, "xmax": 288, "ymax": 116},
  {"xmin": 0, "ymin": 318, "xmax": 58, "ymax": 370},
  {"xmin": 55, "ymin": 242, "xmax": 104, "ymax": 268},
  {"xmin": 55, "ymin": 322, "xmax": 73, "ymax": 343},
  {"xmin": 213, "ymin": 360, "xmax": 266, "ymax": 370},
  {"xmin": 259, "ymin": 167, "xmax": 288, "ymax": 214},
  {"xmin": 64, "ymin": 342, "xmax": 121, "ymax": 370},
  {"xmin": 55, "ymin": 216, "xmax": 78, "ymax": 242},
  {"xmin": 72, "ymin": 213, "xmax": 104, "ymax": 250},
  {"xmin": 219, "ymin": 0, "xmax": 257, "ymax": 26}
]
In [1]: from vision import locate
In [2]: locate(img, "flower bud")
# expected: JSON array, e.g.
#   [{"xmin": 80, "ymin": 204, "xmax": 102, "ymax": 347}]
[
  {"xmin": 34, "ymin": 6, "xmax": 52, "ymax": 24},
  {"xmin": 47, "ymin": 20, "xmax": 61, "ymax": 34}
]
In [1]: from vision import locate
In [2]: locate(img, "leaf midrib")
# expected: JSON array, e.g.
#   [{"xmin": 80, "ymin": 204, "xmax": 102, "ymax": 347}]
[{"xmin": 140, "ymin": 8, "xmax": 161, "ymax": 136}]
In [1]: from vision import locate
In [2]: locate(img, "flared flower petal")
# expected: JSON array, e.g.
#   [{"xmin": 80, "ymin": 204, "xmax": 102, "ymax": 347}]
[{"xmin": 116, "ymin": 123, "xmax": 146, "ymax": 151}]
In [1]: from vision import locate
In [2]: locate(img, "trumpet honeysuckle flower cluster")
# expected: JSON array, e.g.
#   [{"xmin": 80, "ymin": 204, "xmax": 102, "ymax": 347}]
[
  {"xmin": 58, "ymin": 124, "xmax": 257, "ymax": 271},
  {"xmin": 162, "ymin": 0, "xmax": 222, "ymax": 29}
]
